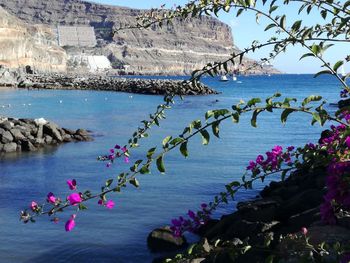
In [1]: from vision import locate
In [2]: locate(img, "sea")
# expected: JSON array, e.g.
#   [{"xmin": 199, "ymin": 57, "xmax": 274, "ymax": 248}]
[{"xmin": 0, "ymin": 74, "xmax": 344, "ymax": 262}]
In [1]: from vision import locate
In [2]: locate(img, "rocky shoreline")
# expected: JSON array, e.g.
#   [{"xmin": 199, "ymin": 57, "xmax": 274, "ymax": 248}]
[
  {"xmin": 149, "ymin": 167, "xmax": 350, "ymax": 262},
  {"xmin": 16, "ymin": 74, "xmax": 218, "ymax": 96},
  {"xmin": 0, "ymin": 117, "xmax": 92, "ymax": 154}
]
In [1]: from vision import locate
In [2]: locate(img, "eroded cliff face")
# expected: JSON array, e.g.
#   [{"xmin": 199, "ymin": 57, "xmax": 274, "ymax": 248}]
[
  {"xmin": 0, "ymin": 7, "xmax": 67, "ymax": 73},
  {"xmin": 0, "ymin": 0, "xmax": 278, "ymax": 75}
]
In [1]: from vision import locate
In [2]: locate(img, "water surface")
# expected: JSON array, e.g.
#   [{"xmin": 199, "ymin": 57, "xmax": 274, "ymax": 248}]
[{"xmin": 0, "ymin": 75, "xmax": 343, "ymax": 262}]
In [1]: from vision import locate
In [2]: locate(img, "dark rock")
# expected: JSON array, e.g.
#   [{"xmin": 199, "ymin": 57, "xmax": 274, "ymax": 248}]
[
  {"xmin": 236, "ymin": 198, "xmax": 280, "ymax": 222},
  {"xmin": 338, "ymin": 215, "xmax": 350, "ymax": 230},
  {"xmin": 280, "ymin": 207, "xmax": 320, "ymax": 234},
  {"xmin": 63, "ymin": 134, "xmax": 73, "ymax": 142},
  {"xmin": 276, "ymin": 189, "xmax": 323, "ymax": 221},
  {"xmin": 1, "ymin": 130, "xmax": 14, "ymax": 143},
  {"xmin": 63, "ymin": 128, "xmax": 75, "ymax": 135},
  {"xmin": 75, "ymin": 128, "xmax": 89, "ymax": 137},
  {"xmin": 147, "ymin": 226, "xmax": 187, "ymax": 252},
  {"xmin": 308, "ymin": 225, "xmax": 350, "ymax": 246},
  {"xmin": 3, "ymin": 142, "xmax": 17, "ymax": 153},
  {"xmin": 21, "ymin": 140, "xmax": 37, "ymax": 151},
  {"xmin": 196, "ymin": 219, "xmax": 219, "ymax": 237}
]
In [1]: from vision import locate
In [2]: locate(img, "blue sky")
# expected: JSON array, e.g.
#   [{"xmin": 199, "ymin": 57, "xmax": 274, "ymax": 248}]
[{"xmin": 92, "ymin": 0, "xmax": 347, "ymax": 74}]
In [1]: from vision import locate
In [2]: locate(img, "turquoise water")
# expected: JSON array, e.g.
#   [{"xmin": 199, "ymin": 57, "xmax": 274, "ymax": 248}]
[{"xmin": 0, "ymin": 75, "xmax": 343, "ymax": 262}]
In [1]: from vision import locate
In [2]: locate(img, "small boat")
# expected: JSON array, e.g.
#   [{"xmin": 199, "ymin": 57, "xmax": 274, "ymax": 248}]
[{"xmin": 220, "ymin": 75, "xmax": 229, "ymax": 82}]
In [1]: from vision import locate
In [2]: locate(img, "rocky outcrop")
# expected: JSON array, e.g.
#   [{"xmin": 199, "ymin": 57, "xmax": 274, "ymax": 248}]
[
  {"xmin": 0, "ymin": 6, "xmax": 67, "ymax": 73},
  {"xmin": 0, "ymin": 117, "xmax": 92, "ymax": 154},
  {"xmin": 0, "ymin": 0, "xmax": 279, "ymax": 75},
  {"xmin": 151, "ymin": 168, "xmax": 350, "ymax": 262},
  {"xmin": 18, "ymin": 74, "xmax": 218, "ymax": 95}
]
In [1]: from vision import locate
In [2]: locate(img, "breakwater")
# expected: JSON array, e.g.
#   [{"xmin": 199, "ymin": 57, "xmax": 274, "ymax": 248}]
[{"xmin": 17, "ymin": 74, "xmax": 218, "ymax": 96}]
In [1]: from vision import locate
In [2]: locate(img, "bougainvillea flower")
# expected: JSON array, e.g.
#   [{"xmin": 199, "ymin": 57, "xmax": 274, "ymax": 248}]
[
  {"xmin": 121, "ymin": 146, "xmax": 127, "ymax": 153},
  {"xmin": 114, "ymin": 144, "xmax": 121, "ymax": 149},
  {"xmin": 98, "ymin": 199, "xmax": 103, "ymax": 205},
  {"xmin": 47, "ymin": 192, "xmax": 56, "ymax": 204},
  {"xmin": 67, "ymin": 193, "xmax": 82, "ymax": 205},
  {"xmin": 124, "ymin": 157, "xmax": 130, "ymax": 163},
  {"xmin": 110, "ymin": 149, "xmax": 115, "ymax": 154},
  {"xmin": 345, "ymin": 136, "xmax": 350, "ymax": 148},
  {"xmin": 30, "ymin": 201, "xmax": 38, "ymax": 211},
  {"xmin": 66, "ymin": 179, "xmax": 77, "ymax": 190},
  {"xmin": 301, "ymin": 227, "xmax": 308, "ymax": 235},
  {"xmin": 65, "ymin": 214, "xmax": 76, "ymax": 232},
  {"xmin": 105, "ymin": 200, "xmax": 115, "ymax": 209}
]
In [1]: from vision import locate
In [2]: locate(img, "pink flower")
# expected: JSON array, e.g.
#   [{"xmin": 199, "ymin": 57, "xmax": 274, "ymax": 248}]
[
  {"xmin": 110, "ymin": 149, "xmax": 115, "ymax": 154},
  {"xmin": 345, "ymin": 136, "xmax": 350, "ymax": 148},
  {"xmin": 47, "ymin": 192, "xmax": 56, "ymax": 204},
  {"xmin": 124, "ymin": 157, "xmax": 130, "ymax": 163},
  {"xmin": 301, "ymin": 227, "xmax": 308, "ymax": 235},
  {"xmin": 65, "ymin": 214, "xmax": 76, "ymax": 232},
  {"xmin": 67, "ymin": 193, "xmax": 82, "ymax": 206},
  {"xmin": 98, "ymin": 199, "xmax": 103, "ymax": 205},
  {"xmin": 121, "ymin": 146, "xmax": 127, "ymax": 153},
  {"xmin": 105, "ymin": 200, "xmax": 115, "ymax": 209},
  {"xmin": 30, "ymin": 201, "xmax": 38, "ymax": 211},
  {"xmin": 114, "ymin": 144, "xmax": 121, "ymax": 149},
  {"xmin": 66, "ymin": 179, "xmax": 77, "ymax": 190}
]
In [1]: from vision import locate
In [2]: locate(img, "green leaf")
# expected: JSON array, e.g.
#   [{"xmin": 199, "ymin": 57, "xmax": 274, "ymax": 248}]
[
  {"xmin": 264, "ymin": 23, "xmax": 276, "ymax": 31},
  {"xmin": 269, "ymin": 5, "xmax": 278, "ymax": 14},
  {"xmin": 312, "ymin": 112, "xmax": 321, "ymax": 125},
  {"xmin": 169, "ymin": 137, "xmax": 184, "ymax": 146},
  {"xmin": 247, "ymin": 98, "xmax": 261, "ymax": 107},
  {"xmin": 156, "ymin": 155, "xmax": 165, "ymax": 173},
  {"xmin": 314, "ymin": 70, "xmax": 332, "ymax": 78},
  {"xmin": 281, "ymin": 109, "xmax": 295, "ymax": 124},
  {"xmin": 140, "ymin": 165, "xmax": 150, "ymax": 174},
  {"xmin": 200, "ymin": 130, "xmax": 210, "ymax": 145},
  {"xmin": 162, "ymin": 136, "xmax": 172, "ymax": 147},
  {"xmin": 291, "ymin": 20, "xmax": 302, "ymax": 31},
  {"xmin": 147, "ymin": 147, "xmax": 157, "ymax": 159},
  {"xmin": 212, "ymin": 121, "xmax": 220, "ymax": 138},
  {"xmin": 129, "ymin": 178, "xmax": 140, "ymax": 188},
  {"xmin": 333, "ymin": 60, "xmax": 344, "ymax": 72},
  {"xmin": 251, "ymin": 109, "xmax": 263, "ymax": 127},
  {"xmin": 232, "ymin": 112, "xmax": 240, "ymax": 123},
  {"xmin": 105, "ymin": 179, "xmax": 113, "ymax": 187},
  {"xmin": 279, "ymin": 15, "xmax": 286, "ymax": 28},
  {"xmin": 78, "ymin": 203, "xmax": 88, "ymax": 210},
  {"xmin": 180, "ymin": 141, "xmax": 189, "ymax": 158},
  {"xmin": 302, "ymin": 95, "xmax": 322, "ymax": 106},
  {"xmin": 205, "ymin": 110, "xmax": 214, "ymax": 120}
]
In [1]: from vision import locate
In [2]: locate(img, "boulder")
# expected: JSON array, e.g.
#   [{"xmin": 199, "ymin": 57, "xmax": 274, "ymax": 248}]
[
  {"xmin": 36, "ymin": 124, "xmax": 43, "ymax": 139},
  {"xmin": 3, "ymin": 142, "xmax": 17, "ymax": 153},
  {"xmin": 10, "ymin": 128, "xmax": 25, "ymax": 141},
  {"xmin": 147, "ymin": 226, "xmax": 188, "ymax": 252},
  {"xmin": 1, "ymin": 130, "xmax": 14, "ymax": 143},
  {"xmin": 44, "ymin": 122, "xmax": 63, "ymax": 142},
  {"xmin": 0, "ymin": 120, "xmax": 13, "ymax": 130}
]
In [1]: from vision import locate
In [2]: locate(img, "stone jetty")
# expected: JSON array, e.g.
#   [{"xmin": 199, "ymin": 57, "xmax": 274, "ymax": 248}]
[
  {"xmin": 0, "ymin": 117, "xmax": 92, "ymax": 154},
  {"xmin": 17, "ymin": 74, "xmax": 218, "ymax": 96}
]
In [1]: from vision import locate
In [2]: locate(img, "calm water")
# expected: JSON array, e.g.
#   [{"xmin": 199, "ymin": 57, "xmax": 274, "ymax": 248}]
[{"xmin": 0, "ymin": 75, "xmax": 343, "ymax": 262}]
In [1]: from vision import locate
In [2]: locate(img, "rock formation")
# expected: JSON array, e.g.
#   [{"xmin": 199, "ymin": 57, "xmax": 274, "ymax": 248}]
[
  {"xmin": 0, "ymin": 7, "xmax": 67, "ymax": 73},
  {"xmin": 0, "ymin": 0, "xmax": 279, "ymax": 75},
  {"xmin": 0, "ymin": 117, "xmax": 92, "ymax": 154}
]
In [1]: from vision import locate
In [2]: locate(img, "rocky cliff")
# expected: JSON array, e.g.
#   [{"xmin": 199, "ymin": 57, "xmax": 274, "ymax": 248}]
[
  {"xmin": 0, "ymin": 7, "xmax": 67, "ymax": 73},
  {"xmin": 0, "ymin": 0, "xmax": 277, "ymax": 75}
]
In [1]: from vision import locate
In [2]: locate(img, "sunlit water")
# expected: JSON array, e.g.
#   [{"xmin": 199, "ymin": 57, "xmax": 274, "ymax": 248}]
[{"xmin": 0, "ymin": 75, "xmax": 344, "ymax": 262}]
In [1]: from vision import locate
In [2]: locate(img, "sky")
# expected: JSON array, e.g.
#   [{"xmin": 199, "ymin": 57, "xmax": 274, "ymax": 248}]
[{"xmin": 91, "ymin": 0, "xmax": 347, "ymax": 74}]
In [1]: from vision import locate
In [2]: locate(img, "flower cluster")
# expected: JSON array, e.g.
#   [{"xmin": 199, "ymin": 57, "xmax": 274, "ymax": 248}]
[
  {"xmin": 104, "ymin": 144, "xmax": 130, "ymax": 168},
  {"xmin": 246, "ymin": 145, "xmax": 295, "ymax": 175},
  {"xmin": 321, "ymin": 162, "xmax": 350, "ymax": 224},
  {"xmin": 170, "ymin": 203, "xmax": 211, "ymax": 237}
]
